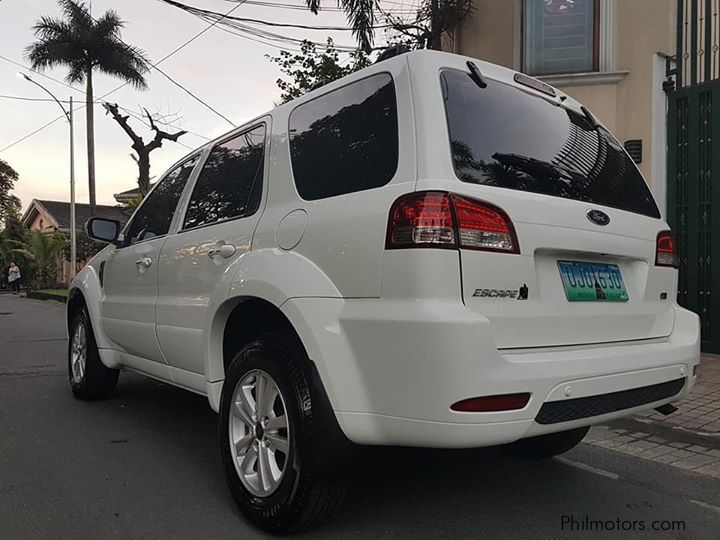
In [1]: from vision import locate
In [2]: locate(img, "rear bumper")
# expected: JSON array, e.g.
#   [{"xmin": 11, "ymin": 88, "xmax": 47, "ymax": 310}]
[{"xmin": 282, "ymin": 299, "xmax": 700, "ymax": 448}]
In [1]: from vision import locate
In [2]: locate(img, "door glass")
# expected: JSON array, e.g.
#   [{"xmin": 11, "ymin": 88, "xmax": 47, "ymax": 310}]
[
  {"xmin": 183, "ymin": 125, "xmax": 266, "ymax": 230},
  {"xmin": 125, "ymin": 155, "xmax": 200, "ymax": 245}
]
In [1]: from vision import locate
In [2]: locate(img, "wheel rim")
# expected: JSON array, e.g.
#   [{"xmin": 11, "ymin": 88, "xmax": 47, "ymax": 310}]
[
  {"xmin": 229, "ymin": 369, "xmax": 290, "ymax": 497},
  {"xmin": 70, "ymin": 321, "xmax": 87, "ymax": 384}
]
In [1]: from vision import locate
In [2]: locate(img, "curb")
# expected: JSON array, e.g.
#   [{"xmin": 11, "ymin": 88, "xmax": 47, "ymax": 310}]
[{"xmin": 26, "ymin": 291, "xmax": 68, "ymax": 303}]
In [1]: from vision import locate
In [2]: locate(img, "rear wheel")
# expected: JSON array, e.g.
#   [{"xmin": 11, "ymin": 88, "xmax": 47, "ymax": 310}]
[
  {"xmin": 506, "ymin": 426, "xmax": 590, "ymax": 459},
  {"xmin": 68, "ymin": 307, "xmax": 119, "ymax": 400},
  {"xmin": 219, "ymin": 334, "xmax": 344, "ymax": 533}
]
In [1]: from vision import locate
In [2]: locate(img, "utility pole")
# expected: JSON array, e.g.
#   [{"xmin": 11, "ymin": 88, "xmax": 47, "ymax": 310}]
[{"xmin": 18, "ymin": 73, "xmax": 77, "ymax": 281}]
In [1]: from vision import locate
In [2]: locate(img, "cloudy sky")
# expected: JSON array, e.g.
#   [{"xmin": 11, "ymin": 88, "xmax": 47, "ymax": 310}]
[{"xmin": 0, "ymin": 0, "xmax": 408, "ymax": 210}]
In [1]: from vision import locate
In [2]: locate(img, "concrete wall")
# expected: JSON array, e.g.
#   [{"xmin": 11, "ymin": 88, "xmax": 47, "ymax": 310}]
[{"xmin": 451, "ymin": 0, "xmax": 676, "ymax": 187}]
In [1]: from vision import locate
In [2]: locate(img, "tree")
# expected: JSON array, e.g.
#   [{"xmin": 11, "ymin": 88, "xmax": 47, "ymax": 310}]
[
  {"xmin": 383, "ymin": 0, "xmax": 474, "ymax": 50},
  {"xmin": 103, "ymin": 103, "xmax": 187, "ymax": 196},
  {"xmin": 0, "ymin": 159, "xmax": 21, "ymax": 228},
  {"xmin": 12, "ymin": 229, "xmax": 67, "ymax": 289},
  {"xmin": 0, "ymin": 210, "xmax": 33, "ymax": 289},
  {"xmin": 26, "ymin": 0, "xmax": 151, "ymax": 214},
  {"xmin": 268, "ymin": 39, "xmax": 371, "ymax": 104},
  {"xmin": 62, "ymin": 228, "xmax": 105, "ymax": 273}
]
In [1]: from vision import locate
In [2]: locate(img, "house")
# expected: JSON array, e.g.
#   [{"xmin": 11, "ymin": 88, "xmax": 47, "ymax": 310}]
[
  {"xmin": 21, "ymin": 199, "xmax": 128, "ymax": 284},
  {"xmin": 448, "ymin": 0, "xmax": 720, "ymax": 350}
]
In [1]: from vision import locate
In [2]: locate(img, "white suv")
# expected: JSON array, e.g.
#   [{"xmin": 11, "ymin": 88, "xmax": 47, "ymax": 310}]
[{"xmin": 69, "ymin": 50, "xmax": 700, "ymax": 532}]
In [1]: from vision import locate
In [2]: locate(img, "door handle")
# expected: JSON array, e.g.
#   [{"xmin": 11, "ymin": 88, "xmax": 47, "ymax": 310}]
[
  {"xmin": 208, "ymin": 244, "xmax": 236, "ymax": 259},
  {"xmin": 135, "ymin": 257, "xmax": 153, "ymax": 269}
]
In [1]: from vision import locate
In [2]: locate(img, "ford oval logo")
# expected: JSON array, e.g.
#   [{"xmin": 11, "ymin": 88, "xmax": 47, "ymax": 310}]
[{"xmin": 587, "ymin": 209, "xmax": 610, "ymax": 226}]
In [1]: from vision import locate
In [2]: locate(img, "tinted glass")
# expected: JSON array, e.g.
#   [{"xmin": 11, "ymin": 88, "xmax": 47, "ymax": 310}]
[
  {"xmin": 441, "ymin": 69, "xmax": 660, "ymax": 218},
  {"xmin": 524, "ymin": 0, "xmax": 597, "ymax": 75},
  {"xmin": 289, "ymin": 73, "xmax": 398, "ymax": 200},
  {"xmin": 183, "ymin": 125, "xmax": 265, "ymax": 229},
  {"xmin": 125, "ymin": 155, "xmax": 199, "ymax": 245}
]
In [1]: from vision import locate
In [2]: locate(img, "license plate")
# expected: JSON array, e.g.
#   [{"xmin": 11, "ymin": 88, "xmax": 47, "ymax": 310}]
[{"xmin": 558, "ymin": 261, "xmax": 629, "ymax": 302}]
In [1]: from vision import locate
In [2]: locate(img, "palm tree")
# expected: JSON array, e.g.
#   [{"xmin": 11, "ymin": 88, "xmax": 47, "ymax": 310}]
[{"xmin": 26, "ymin": 0, "xmax": 150, "ymax": 214}]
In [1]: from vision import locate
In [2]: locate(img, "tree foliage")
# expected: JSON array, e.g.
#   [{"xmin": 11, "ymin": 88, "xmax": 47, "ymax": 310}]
[
  {"xmin": 268, "ymin": 39, "xmax": 371, "ymax": 104},
  {"xmin": 383, "ymin": 0, "xmax": 474, "ymax": 50},
  {"xmin": 0, "ymin": 159, "xmax": 21, "ymax": 227},
  {"xmin": 12, "ymin": 229, "xmax": 67, "ymax": 289},
  {"xmin": 26, "ymin": 0, "xmax": 151, "ymax": 212}
]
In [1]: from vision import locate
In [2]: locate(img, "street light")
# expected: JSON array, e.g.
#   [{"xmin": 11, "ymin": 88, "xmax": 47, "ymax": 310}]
[{"xmin": 18, "ymin": 72, "xmax": 76, "ymax": 281}]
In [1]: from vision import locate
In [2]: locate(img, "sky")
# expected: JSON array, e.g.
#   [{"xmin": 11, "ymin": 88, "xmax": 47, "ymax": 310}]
[{"xmin": 0, "ymin": 0, "xmax": 410, "ymax": 211}]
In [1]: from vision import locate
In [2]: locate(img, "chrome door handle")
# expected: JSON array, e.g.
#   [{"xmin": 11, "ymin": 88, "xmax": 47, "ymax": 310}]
[
  {"xmin": 208, "ymin": 244, "xmax": 236, "ymax": 259},
  {"xmin": 135, "ymin": 257, "xmax": 153, "ymax": 269}
]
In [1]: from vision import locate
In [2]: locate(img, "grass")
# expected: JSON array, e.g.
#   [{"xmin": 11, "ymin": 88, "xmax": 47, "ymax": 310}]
[{"xmin": 37, "ymin": 289, "xmax": 68, "ymax": 297}]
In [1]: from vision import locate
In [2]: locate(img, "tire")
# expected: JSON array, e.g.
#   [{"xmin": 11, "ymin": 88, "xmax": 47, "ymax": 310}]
[
  {"xmin": 68, "ymin": 306, "xmax": 119, "ymax": 400},
  {"xmin": 219, "ymin": 333, "xmax": 345, "ymax": 533},
  {"xmin": 505, "ymin": 426, "xmax": 590, "ymax": 459}
]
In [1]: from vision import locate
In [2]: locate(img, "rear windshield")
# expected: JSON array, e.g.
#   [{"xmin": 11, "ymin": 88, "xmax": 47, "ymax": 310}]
[{"xmin": 440, "ymin": 69, "xmax": 660, "ymax": 218}]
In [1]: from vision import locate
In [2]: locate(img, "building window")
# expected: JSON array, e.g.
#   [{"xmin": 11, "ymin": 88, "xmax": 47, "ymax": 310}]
[{"xmin": 523, "ymin": 0, "xmax": 600, "ymax": 76}]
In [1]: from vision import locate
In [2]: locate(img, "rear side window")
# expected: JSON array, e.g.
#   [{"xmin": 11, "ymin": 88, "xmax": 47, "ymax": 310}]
[
  {"xmin": 440, "ymin": 69, "xmax": 660, "ymax": 218},
  {"xmin": 289, "ymin": 73, "xmax": 399, "ymax": 200},
  {"xmin": 125, "ymin": 155, "xmax": 199, "ymax": 245},
  {"xmin": 183, "ymin": 125, "xmax": 266, "ymax": 230}
]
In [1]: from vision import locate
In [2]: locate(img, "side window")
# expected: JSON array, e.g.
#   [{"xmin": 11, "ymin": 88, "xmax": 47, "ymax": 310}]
[
  {"xmin": 183, "ymin": 125, "xmax": 266, "ymax": 230},
  {"xmin": 289, "ymin": 73, "xmax": 398, "ymax": 201},
  {"xmin": 125, "ymin": 155, "xmax": 199, "ymax": 245}
]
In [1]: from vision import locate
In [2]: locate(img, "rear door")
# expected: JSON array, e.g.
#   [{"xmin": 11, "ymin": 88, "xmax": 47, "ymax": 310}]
[
  {"xmin": 438, "ymin": 67, "xmax": 675, "ymax": 349},
  {"xmin": 156, "ymin": 122, "xmax": 268, "ymax": 377}
]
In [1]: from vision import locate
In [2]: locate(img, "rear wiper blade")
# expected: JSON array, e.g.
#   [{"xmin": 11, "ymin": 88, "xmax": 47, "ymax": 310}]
[
  {"xmin": 581, "ymin": 105, "xmax": 600, "ymax": 129},
  {"xmin": 466, "ymin": 61, "xmax": 487, "ymax": 89}
]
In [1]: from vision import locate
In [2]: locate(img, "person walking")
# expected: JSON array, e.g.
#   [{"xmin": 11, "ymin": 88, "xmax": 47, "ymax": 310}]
[{"xmin": 8, "ymin": 262, "xmax": 21, "ymax": 294}]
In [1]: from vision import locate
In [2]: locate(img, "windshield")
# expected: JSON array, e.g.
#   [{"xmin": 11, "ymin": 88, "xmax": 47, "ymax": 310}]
[{"xmin": 440, "ymin": 69, "xmax": 660, "ymax": 219}]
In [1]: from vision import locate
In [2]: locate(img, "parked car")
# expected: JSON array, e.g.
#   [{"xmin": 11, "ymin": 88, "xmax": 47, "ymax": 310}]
[{"xmin": 68, "ymin": 49, "xmax": 700, "ymax": 532}]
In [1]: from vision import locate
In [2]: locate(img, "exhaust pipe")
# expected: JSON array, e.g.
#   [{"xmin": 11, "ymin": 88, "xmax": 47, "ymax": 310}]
[{"xmin": 654, "ymin": 404, "xmax": 678, "ymax": 416}]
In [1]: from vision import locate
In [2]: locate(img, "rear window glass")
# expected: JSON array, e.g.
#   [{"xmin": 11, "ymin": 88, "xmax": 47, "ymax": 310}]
[
  {"xmin": 440, "ymin": 69, "xmax": 660, "ymax": 218},
  {"xmin": 289, "ymin": 73, "xmax": 399, "ymax": 200}
]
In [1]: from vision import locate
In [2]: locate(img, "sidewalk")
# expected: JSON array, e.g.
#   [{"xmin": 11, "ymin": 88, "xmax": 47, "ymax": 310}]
[{"xmin": 587, "ymin": 354, "xmax": 720, "ymax": 477}]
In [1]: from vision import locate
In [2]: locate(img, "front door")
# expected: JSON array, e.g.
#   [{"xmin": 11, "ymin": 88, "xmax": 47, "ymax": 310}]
[
  {"xmin": 100, "ymin": 154, "xmax": 201, "ymax": 366},
  {"xmin": 156, "ymin": 122, "xmax": 268, "ymax": 378}
]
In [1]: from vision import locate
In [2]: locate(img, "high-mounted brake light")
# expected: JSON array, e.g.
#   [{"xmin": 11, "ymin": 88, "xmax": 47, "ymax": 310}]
[
  {"xmin": 656, "ymin": 231, "xmax": 679, "ymax": 268},
  {"xmin": 386, "ymin": 192, "xmax": 519, "ymax": 253}
]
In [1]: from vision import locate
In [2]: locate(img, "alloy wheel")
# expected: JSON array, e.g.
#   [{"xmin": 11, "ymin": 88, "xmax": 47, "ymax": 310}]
[
  {"xmin": 229, "ymin": 369, "xmax": 290, "ymax": 497},
  {"xmin": 70, "ymin": 322, "xmax": 87, "ymax": 384}
]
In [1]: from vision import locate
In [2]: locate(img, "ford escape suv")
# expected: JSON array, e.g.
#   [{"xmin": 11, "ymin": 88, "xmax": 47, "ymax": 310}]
[{"xmin": 68, "ymin": 50, "xmax": 700, "ymax": 532}]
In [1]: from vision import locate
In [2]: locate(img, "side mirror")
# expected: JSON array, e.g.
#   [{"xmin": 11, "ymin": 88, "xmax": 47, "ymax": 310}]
[{"xmin": 86, "ymin": 217, "xmax": 121, "ymax": 244}]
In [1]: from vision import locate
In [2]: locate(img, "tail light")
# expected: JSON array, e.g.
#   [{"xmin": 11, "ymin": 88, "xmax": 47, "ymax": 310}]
[
  {"xmin": 656, "ymin": 231, "xmax": 679, "ymax": 268},
  {"xmin": 386, "ymin": 192, "xmax": 519, "ymax": 253}
]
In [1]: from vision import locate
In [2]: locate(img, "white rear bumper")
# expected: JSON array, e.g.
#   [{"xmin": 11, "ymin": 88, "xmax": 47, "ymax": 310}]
[{"xmin": 282, "ymin": 299, "xmax": 700, "ymax": 448}]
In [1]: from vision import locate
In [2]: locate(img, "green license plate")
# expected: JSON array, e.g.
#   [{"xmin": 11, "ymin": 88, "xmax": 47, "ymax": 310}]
[{"xmin": 558, "ymin": 261, "xmax": 629, "ymax": 302}]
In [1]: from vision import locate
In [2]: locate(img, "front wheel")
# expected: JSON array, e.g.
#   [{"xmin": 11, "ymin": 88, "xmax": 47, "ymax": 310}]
[
  {"xmin": 505, "ymin": 426, "xmax": 590, "ymax": 459},
  {"xmin": 68, "ymin": 307, "xmax": 119, "ymax": 400},
  {"xmin": 219, "ymin": 334, "xmax": 344, "ymax": 533}
]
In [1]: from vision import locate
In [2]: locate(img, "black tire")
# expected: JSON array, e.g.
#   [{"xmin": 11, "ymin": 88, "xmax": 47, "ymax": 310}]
[
  {"xmin": 506, "ymin": 426, "xmax": 590, "ymax": 459},
  {"xmin": 68, "ymin": 306, "xmax": 119, "ymax": 400},
  {"xmin": 219, "ymin": 333, "xmax": 345, "ymax": 533}
]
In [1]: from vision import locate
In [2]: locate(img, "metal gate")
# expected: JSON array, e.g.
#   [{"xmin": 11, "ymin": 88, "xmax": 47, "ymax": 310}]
[{"xmin": 667, "ymin": 0, "xmax": 720, "ymax": 351}]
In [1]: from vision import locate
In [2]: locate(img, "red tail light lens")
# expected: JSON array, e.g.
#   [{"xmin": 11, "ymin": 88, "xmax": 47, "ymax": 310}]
[
  {"xmin": 386, "ymin": 192, "xmax": 456, "ymax": 249},
  {"xmin": 656, "ymin": 231, "xmax": 679, "ymax": 268},
  {"xmin": 386, "ymin": 192, "xmax": 519, "ymax": 253},
  {"xmin": 451, "ymin": 393, "xmax": 531, "ymax": 412}
]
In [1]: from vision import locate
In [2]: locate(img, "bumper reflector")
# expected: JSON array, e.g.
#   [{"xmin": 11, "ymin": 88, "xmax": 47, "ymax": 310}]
[{"xmin": 451, "ymin": 393, "xmax": 531, "ymax": 412}]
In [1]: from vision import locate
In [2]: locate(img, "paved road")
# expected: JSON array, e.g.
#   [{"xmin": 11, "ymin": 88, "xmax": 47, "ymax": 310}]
[{"xmin": 2, "ymin": 294, "xmax": 720, "ymax": 540}]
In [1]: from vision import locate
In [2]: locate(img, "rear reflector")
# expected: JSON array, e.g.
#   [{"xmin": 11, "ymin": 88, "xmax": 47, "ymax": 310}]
[
  {"xmin": 451, "ymin": 393, "xmax": 531, "ymax": 412},
  {"xmin": 386, "ymin": 191, "xmax": 519, "ymax": 253},
  {"xmin": 656, "ymin": 231, "xmax": 679, "ymax": 268}
]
